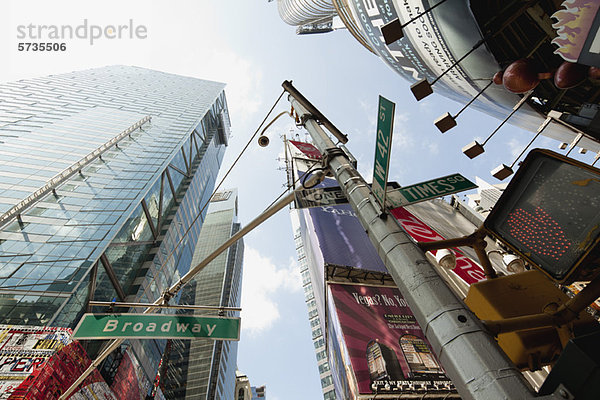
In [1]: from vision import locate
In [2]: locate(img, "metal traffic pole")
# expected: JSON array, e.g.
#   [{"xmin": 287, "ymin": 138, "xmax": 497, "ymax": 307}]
[
  {"xmin": 59, "ymin": 172, "xmax": 325, "ymax": 400},
  {"xmin": 283, "ymin": 80, "xmax": 549, "ymax": 400}
]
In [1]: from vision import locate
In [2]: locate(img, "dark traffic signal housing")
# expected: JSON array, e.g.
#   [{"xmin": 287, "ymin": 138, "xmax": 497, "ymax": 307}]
[{"xmin": 484, "ymin": 149, "xmax": 600, "ymax": 285}]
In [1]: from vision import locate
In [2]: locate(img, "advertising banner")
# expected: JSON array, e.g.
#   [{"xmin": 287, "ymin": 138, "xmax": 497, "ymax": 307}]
[
  {"xmin": 0, "ymin": 325, "xmax": 72, "ymax": 399},
  {"xmin": 328, "ymin": 283, "xmax": 456, "ymax": 396},
  {"xmin": 7, "ymin": 340, "xmax": 115, "ymax": 400},
  {"xmin": 110, "ymin": 348, "xmax": 152, "ymax": 400},
  {"xmin": 392, "ymin": 207, "xmax": 486, "ymax": 285},
  {"xmin": 305, "ymin": 201, "xmax": 486, "ymax": 282},
  {"xmin": 307, "ymin": 204, "xmax": 387, "ymax": 273},
  {"xmin": 551, "ymin": 0, "xmax": 600, "ymax": 67},
  {"xmin": 0, "ymin": 325, "xmax": 148, "ymax": 399}
]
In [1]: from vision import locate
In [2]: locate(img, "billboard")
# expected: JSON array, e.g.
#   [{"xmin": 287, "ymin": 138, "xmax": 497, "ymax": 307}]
[
  {"xmin": 0, "ymin": 325, "xmax": 72, "ymax": 399},
  {"xmin": 551, "ymin": 0, "xmax": 600, "ymax": 67},
  {"xmin": 328, "ymin": 283, "xmax": 456, "ymax": 396},
  {"xmin": 6, "ymin": 340, "xmax": 115, "ymax": 400},
  {"xmin": 0, "ymin": 325, "xmax": 148, "ymax": 399},
  {"xmin": 302, "ymin": 195, "xmax": 487, "ymax": 281},
  {"xmin": 346, "ymin": 0, "xmax": 600, "ymax": 152},
  {"xmin": 307, "ymin": 204, "xmax": 387, "ymax": 273},
  {"xmin": 110, "ymin": 347, "xmax": 152, "ymax": 400},
  {"xmin": 392, "ymin": 207, "xmax": 486, "ymax": 285}
]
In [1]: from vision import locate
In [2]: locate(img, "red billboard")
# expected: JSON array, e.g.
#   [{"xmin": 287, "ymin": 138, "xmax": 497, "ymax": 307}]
[
  {"xmin": 0, "ymin": 325, "xmax": 73, "ymax": 398},
  {"xmin": 0, "ymin": 325, "xmax": 148, "ymax": 400},
  {"xmin": 328, "ymin": 283, "xmax": 456, "ymax": 396},
  {"xmin": 110, "ymin": 348, "xmax": 151, "ymax": 400},
  {"xmin": 7, "ymin": 340, "xmax": 115, "ymax": 399},
  {"xmin": 392, "ymin": 207, "xmax": 486, "ymax": 285}
]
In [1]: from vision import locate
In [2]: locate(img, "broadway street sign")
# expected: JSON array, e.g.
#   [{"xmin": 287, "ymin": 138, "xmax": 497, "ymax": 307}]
[
  {"xmin": 72, "ymin": 313, "xmax": 240, "ymax": 340},
  {"xmin": 372, "ymin": 96, "xmax": 395, "ymax": 207},
  {"xmin": 386, "ymin": 173, "xmax": 477, "ymax": 208}
]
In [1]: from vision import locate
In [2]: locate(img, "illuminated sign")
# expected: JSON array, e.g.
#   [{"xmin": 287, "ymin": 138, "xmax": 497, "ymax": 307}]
[
  {"xmin": 551, "ymin": 0, "xmax": 600, "ymax": 67},
  {"xmin": 484, "ymin": 149, "xmax": 600, "ymax": 284}
]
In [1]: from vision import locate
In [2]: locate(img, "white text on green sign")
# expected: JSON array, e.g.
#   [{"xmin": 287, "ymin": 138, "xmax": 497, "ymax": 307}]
[
  {"xmin": 72, "ymin": 314, "xmax": 240, "ymax": 340},
  {"xmin": 387, "ymin": 174, "xmax": 477, "ymax": 208},
  {"xmin": 372, "ymin": 96, "xmax": 395, "ymax": 207}
]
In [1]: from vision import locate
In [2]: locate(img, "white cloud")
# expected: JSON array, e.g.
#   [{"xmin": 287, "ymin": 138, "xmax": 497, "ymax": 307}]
[
  {"xmin": 507, "ymin": 138, "xmax": 524, "ymax": 159},
  {"xmin": 427, "ymin": 142, "xmax": 440, "ymax": 155},
  {"xmin": 240, "ymin": 247, "xmax": 301, "ymax": 335},
  {"xmin": 206, "ymin": 50, "xmax": 264, "ymax": 124}
]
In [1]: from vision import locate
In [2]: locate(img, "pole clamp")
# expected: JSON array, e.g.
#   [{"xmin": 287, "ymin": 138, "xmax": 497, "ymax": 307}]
[
  {"xmin": 298, "ymin": 113, "xmax": 317, "ymax": 127},
  {"xmin": 322, "ymin": 147, "xmax": 346, "ymax": 168}
]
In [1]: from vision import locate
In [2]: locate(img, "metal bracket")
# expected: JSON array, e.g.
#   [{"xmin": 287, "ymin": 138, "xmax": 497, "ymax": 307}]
[
  {"xmin": 298, "ymin": 113, "xmax": 317, "ymax": 127},
  {"xmin": 554, "ymin": 384, "xmax": 574, "ymax": 400},
  {"xmin": 322, "ymin": 147, "xmax": 345, "ymax": 169}
]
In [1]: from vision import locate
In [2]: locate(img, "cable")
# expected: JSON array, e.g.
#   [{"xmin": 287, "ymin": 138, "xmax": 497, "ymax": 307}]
[
  {"xmin": 301, "ymin": 166, "xmax": 327, "ymax": 189},
  {"xmin": 149, "ymin": 89, "xmax": 288, "ymax": 297},
  {"xmin": 263, "ymin": 157, "xmax": 320, "ymax": 212}
]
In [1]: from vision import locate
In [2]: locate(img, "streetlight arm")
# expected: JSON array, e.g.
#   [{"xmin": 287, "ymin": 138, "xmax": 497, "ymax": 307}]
[{"xmin": 59, "ymin": 171, "xmax": 325, "ymax": 400}]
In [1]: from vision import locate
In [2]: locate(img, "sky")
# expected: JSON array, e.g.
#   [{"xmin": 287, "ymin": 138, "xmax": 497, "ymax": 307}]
[{"xmin": 1, "ymin": 1, "xmax": 598, "ymax": 399}]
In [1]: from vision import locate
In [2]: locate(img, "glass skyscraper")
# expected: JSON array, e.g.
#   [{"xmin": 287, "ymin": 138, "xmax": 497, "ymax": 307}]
[
  {"xmin": 0, "ymin": 65, "xmax": 230, "ymax": 389},
  {"xmin": 162, "ymin": 189, "xmax": 244, "ymax": 400}
]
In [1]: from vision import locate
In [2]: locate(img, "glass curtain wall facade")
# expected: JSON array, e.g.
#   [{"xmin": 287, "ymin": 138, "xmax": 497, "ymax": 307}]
[
  {"xmin": 162, "ymin": 189, "xmax": 244, "ymax": 400},
  {"xmin": 0, "ymin": 65, "xmax": 231, "ymax": 387}
]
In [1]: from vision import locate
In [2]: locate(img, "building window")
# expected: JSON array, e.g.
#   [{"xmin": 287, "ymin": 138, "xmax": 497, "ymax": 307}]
[{"xmin": 320, "ymin": 375, "xmax": 333, "ymax": 388}]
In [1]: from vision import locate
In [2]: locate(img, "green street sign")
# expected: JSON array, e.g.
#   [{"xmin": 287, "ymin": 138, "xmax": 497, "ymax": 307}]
[
  {"xmin": 372, "ymin": 96, "xmax": 395, "ymax": 207},
  {"xmin": 386, "ymin": 173, "xmax": 477, "ymax": 208},
  {"xmin": 72, "ymin": 313, "xmax": 240, "ymax": 340}
]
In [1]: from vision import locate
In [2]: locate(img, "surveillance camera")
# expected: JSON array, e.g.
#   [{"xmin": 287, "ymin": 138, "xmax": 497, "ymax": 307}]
[{"xmin": 258, "ymin": 135, "xmax": 269, "ymax": 147}]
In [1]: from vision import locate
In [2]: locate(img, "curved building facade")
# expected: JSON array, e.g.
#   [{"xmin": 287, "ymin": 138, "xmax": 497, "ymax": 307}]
[
  {"xmin": 277, "ymin": 0, "xmax": 600, "ymax": 153},
  {"xmin": 278, "ymin": 0, "xmax": 336, "ymax": 25}
]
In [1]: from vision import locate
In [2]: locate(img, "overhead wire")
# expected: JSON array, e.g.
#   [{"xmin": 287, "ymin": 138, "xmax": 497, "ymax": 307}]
[
  {"xmin": 147, "ymin": 89, "xmax": 289, "ymax": 301},
  {"xmin": 263, "ymin": 145, "xmax": 321, "ymax": 212}
]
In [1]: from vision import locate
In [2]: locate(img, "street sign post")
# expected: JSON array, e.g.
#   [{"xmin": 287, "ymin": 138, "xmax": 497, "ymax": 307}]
[
  {"xmin": 294, "ymin": 175, "xmax": 474, "ymax": 209},
  {"xmin": 387, "ymin": 173, "xmax": 477, "ymax": 208},
  {"xmin": 372, "ymin": 96, "xmax": 395, "ymax": 207},
  {"xmin": 72, "ymin": 313, "xmax": 240, "ymax": 340}
]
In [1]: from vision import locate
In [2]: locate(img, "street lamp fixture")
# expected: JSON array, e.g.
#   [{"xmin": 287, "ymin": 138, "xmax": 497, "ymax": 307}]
[
  {"xmin": 434, "ymin": 248, "xmax": 457, "ymax": 269},
  {"xmin": 487, "ymin": 250, "xmax": 526, "ymax": 274}
]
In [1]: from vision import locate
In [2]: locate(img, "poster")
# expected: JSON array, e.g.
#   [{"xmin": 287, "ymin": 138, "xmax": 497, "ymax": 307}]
[
  {"xmin": 328, "ymin": 283, "xmax": 456, "ymax": 396},
  {"xmin": 7, "ymin": 340, "xmax": 115, "ymax": 399},
  {"xmin": 0, "ymin": 325, "xmax": 72, "ymax": 399}
]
